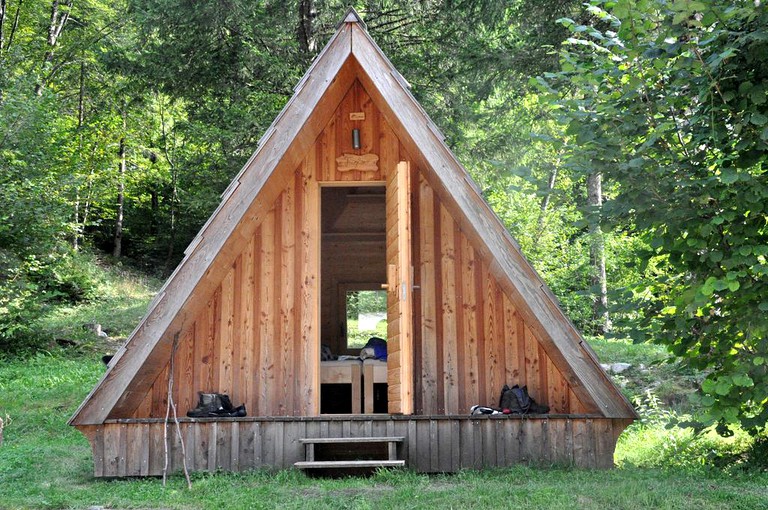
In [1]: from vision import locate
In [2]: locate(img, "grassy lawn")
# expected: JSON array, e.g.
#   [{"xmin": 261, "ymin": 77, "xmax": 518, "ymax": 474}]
[
  {"xmin": 1, "ymin": 268, "xmax": 766, "ymax": 509},
  {"xmin": 1, "ymin": 353, "xmax": 765, "ymax": 510}
]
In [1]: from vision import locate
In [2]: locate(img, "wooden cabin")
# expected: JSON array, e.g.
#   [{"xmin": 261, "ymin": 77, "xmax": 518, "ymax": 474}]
[{"xmin": 69, "ymin": 9, "xmax": 636, "ymax": 476}]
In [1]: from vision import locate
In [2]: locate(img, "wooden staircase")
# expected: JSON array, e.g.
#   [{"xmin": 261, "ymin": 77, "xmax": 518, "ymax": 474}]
[{"xmin": 294, "ymin": 436, "xmax": 405, "ymax": 470}]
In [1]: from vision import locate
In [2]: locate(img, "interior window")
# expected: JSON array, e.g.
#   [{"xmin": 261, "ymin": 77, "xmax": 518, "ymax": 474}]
[{"xmin": 345, "ymin": 289, "xmax": 387, "ymax": 349}]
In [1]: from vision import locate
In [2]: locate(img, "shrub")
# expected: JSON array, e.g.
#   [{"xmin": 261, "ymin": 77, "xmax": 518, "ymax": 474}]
[
  {"xmin": 0, "ymin": 248, "xmax": 101, "ymax": 354},
  {"xmin": 616, "ymin": 390, "xmax": 755, "ymax": 471}
]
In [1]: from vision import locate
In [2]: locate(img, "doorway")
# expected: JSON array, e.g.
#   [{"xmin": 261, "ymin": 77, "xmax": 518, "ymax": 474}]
[{"xmin": 319, "ymin": 185, "xmax": 387, "ymax": 413}]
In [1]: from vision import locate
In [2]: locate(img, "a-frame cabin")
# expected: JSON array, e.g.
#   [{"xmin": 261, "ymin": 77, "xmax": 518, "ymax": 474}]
[{"xmin": 70, "ymin": 9, "xmax": 636, "ymax": 476}]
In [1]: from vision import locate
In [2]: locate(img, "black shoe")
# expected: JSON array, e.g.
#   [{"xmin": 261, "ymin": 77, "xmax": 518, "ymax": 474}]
[{"xmin": 187, "ymin": 392, "xmax": 219, "ymax": 417}]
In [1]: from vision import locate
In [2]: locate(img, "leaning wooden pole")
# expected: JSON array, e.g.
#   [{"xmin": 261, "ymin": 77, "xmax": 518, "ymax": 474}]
[{"xmin": 162, "ymin": 333, "xmax": 192, "ymax": 489}]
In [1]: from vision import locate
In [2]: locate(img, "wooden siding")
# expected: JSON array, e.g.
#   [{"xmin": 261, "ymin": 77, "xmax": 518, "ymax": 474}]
[
  {"xmin": 133, "ymin": 161, "xmax": 321, "ymax": 418},
  {"xmin": 79, "ymin": 416, "xmax": 630, "ymax": 476},
  {"xmin": 413, "ymin": 173, "xmax": 584, "ymax": 415},
  {"xmin": 131, "ymin": 76, "xmax": 586, "ymax": 419}
]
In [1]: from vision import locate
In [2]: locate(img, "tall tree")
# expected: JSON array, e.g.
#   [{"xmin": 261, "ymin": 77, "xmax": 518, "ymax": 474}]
[
  {"xmin": 113, "ymin": 103, "xmax": 126, "ymax": 258},
  {"xmin": 587, "ymin": 171, "xmax": 610, "ymax": 333},
  {"xmin": 539, "ymin": 0, "xmax": 768, "ymax": 433},
  {"xmin": 36, "ymin": 0, "xmax": 72, "ymax": 95}
]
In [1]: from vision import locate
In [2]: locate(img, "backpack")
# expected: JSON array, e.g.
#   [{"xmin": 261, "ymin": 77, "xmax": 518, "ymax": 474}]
[{"xmin": 498, "ymin": 384, "xmax": 550, "ymax": 415}]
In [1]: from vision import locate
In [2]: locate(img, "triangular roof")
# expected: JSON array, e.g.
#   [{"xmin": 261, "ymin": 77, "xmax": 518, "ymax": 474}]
[{"xmin": 71, "ymin": 9, "xmax": 635, "ymax": 425}]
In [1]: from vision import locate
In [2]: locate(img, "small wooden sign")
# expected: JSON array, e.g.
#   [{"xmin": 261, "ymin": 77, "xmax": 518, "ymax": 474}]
[
  {"xmin": 336, "ymin": 153, "xmax": 379, "ymax": 172},
  {"xmin": 349, "ymin": 112, "xmax": 366, "ymax": 121}
]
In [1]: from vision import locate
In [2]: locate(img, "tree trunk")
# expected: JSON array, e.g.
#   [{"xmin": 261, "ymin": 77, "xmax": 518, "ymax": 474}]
[
  {"xmin": 296, "ymin": 0, "xmax": 317, "ymax": 55},
  {"xmin": 164, "ymin": 174, "xmax": 177, "ymax": 273},
  {"xmin": 157, "ymin": 94, "xmax": 178, "ymax": 273},
  {"xmin": 73, "ymin": 58, "xmax": 85, "ymax": 250},
  {"xmin": 36, "ymin": 0, "xmax": 71, "ymax": 95},
  {"xmin": 536, "ymin": 163, "xmax": 559, "ymax": 236},
  {"xmin": 587, "ymin": 171, "xmax": 611, "ymax": 333},
  {"xmin": 113, "ymin": 106, "xmax": 126, "ymax": 258},
  {"xmin": 1, "ymin": 0, "xmax": 6, "ymax": 53}
]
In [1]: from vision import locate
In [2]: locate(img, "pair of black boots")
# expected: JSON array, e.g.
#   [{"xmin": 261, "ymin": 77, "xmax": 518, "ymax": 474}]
[
  {"xmin": 498, "ymin": 384, "xmax": 549, "ymax": 415},
  {"xmin": 187, "ymin": 392, "xmax": 247, "ymax": 418}
]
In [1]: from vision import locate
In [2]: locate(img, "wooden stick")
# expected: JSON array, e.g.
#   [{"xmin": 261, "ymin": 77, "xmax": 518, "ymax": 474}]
[{"xmin": 163, "ymin": 333, "xmax": 192, "ymax": 489}]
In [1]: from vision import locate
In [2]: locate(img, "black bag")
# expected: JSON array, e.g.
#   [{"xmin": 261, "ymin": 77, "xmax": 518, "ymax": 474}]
[{"xmin": 498, "ymin": 384, "xmax": 549, "ymax": 415}]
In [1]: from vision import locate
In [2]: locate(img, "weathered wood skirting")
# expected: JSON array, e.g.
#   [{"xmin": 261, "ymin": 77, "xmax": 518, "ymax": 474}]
[{"xmin": 77, "ymin": 415, "xmax": 631, "ymax": 477}]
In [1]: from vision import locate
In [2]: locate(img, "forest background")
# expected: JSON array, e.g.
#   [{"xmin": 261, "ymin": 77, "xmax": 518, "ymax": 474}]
[{"xmin": 1, "ymin": 0, "xmax": 767, "ymax": 443}]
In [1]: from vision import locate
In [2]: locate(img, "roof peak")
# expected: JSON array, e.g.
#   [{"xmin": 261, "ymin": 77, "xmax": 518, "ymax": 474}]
[{"xmin": 340, "ymin": 7, "xmax": 367, "ymax": 30}]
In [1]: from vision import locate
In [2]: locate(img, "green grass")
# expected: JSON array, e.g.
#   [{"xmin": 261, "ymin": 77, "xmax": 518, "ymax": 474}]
[
  {"xmin": 1, "ymin": 263, "xmax": 766, "ymax": 509},
  {"xmin": 34, "ymin": 261, "xmax": 160, "ymax": 355},
  {"xmin": 588, "ymin": 336, "xmax": 703, "ymax": 412},
  {"xmin": 0, "ymin": 353, "xmax": 766, "ymax": 510}
]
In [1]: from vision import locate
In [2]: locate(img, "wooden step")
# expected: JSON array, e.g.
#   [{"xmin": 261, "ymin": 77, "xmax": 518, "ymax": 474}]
[
  {"xmin": 294, "ymin": 460, "xmax": 405, "ymax": 469},
  {"xmin": 299, "ymin": 436, "xmax": 404, "ymax": 444},
  {"xmin": 298, "ymin": 436, "xmax": 406, "ymax": 466}
]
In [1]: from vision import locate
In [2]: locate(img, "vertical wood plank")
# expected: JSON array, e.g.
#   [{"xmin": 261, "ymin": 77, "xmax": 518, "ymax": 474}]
[
  {"xmin": 299, "ymin": 156, "xmax": 320, "ymax": 416},
  {"xmin": 251, "ymin": 226, "xmax": 263, "ymax": 415},
  {"xmin": 475, "ymin": 260, "xmax": 488, "ymax": 405},
  {"xmin": 460, "ymin": 234, "xmax": 479, "ymax": 410},
  {"xmin": 418, "ymin": 175, "xmax": 438, "ymax": 414},
  {"xmin": 503, "ymin": 295, "xmax": 520, "ymax": 386},
  {"xmin": 117, "ymin": 423, "xmax": 128, "ymax": 477},
  {"xmin": 494, "ymin": 419, "xmax": 506, "ymax": 467},
  {"xmin": 572, "ymin": 419, "xmax": 587, "ymax": 467},
  {"xmin": 450, "ymin": 419, "xmax": 461, "ymax": 473},
  {"xmin": 208, "ymin": 422, "xmax": 218, "ymax": 471},
  {"xmin": 241, "ymin": 237, "xmax": 256, "ymax": 413},
  {"xmin": 232, "ymin": 255, "xmax": 244, "ymax": 406},
  {"xmin": 259, "ymin": 209, "xmax": 276, "ymax": 416},
  {"xmin": 229, "ymin": 422, "xmax": 239, "ymax": 471},
  {"xmin": 178, "ymin": 332, "xmax": 195, "ymax": 415},
  {"xmin": 210, "ymin": 287, "xmax": 223, "ymax": 399},
  {"xmin": 482, "ymin": 419, "xmax": 495, "ymax": 468},
  {"xmin": 460, "ymin": 419, "xmax": 475, "ymax": 470},
  {"xmin": 219, "ymin": 267, "xmax": 236, "ymax": 396},
  {"xmin": 440, "ymin": 204, "xmax": 459, "ymax": 414},
  {"xmin": 280, "ymin": 178, "xmax": 296, "ymax": 415},
  {"xmin": 253, "ymin": 421, "xmax": 263, "ymax": 468},
  {"xmin": 569, "ymin": 389, "xmax": 587, "ymax": 414},
  {"xmin": 125, "ymin": 423, "xmax": 142, "ymax": 476},
  {"xmin": 523, "ymin": 324, "xmax": 541, "ymax": 401},
  {"xmin": 484, "ymin": 273, "xmax": 505, "ymax": 404},
  {"xmin": 90, "ymin": 426, "xmax": 105, "ymax": 477},
  {"xmin": 149, "ymin": 423, "xmax": 165, "ymax": 475},
  {"xmin": 194, "ymin": 422, "xmax": 209, "ymax": 472},
  {"xmin": 103, "ymin": 425, "xmax": 119, "ymax": 477},
  {"xmin": 595, "ymin": 419, "xmax": 615, "ymax": 468},
  {"xmin": 547, "ymin": 357, "xmax": 570, "ymax": 414}
]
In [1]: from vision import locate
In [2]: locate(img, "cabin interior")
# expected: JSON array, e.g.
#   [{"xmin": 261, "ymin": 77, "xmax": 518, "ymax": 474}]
[{"xmin": 320, "ymin": 185, "xmax": 388, "ymax": 413}]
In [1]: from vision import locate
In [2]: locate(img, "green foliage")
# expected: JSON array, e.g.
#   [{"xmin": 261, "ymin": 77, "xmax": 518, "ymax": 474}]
[
  {"xmin": 0, "ymin": 249, "xmax": 103, "ymax": 353},
  {"xmin": 536, "ymin": 0, "xmax": 768, "ymax": 433},
  {"xmin": 617, "ymin": 391, "xmax": 757, "ymax": 472},
  {"xmin": 346, "ymin": 319, "xmax": 388, "ymax": 350}
]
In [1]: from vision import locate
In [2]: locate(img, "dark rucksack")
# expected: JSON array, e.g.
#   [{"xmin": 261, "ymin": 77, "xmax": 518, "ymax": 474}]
[{"xmin": 498, "ymin": 384, "xmax": 549, "ymax": 415}]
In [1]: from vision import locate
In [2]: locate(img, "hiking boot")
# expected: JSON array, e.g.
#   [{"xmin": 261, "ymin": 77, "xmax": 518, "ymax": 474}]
[{"xmin": 186, "ymin": 392, "xmax": 220, "ymax": 417}]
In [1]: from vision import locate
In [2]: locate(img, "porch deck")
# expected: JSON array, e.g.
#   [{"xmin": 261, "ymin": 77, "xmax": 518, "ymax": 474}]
[{"xmin": 77, "ymin": 414, "xmax": 631, "ymax": 477}]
